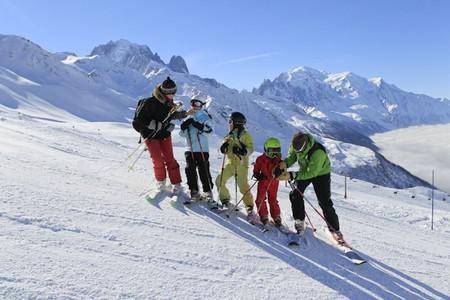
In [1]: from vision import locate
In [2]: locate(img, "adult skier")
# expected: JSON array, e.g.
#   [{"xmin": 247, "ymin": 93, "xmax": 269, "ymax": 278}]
[
  {"xmin": 274, "ymin": 132, "xmax": 344, "ymax": 242},
  {"xmin": 132, "ymin": 76, "xmax": 187, "ymax": 195},
  {"xmin": 215, "ymin": 112, "xmax": 256, "ymax": 221},
  {"xmin": 253, "ymin": 137, "xmax": 283, "ymax": 226},
  {"xmin": 179, "ymin": 99, "xmax": 214, "ymax": 201}
]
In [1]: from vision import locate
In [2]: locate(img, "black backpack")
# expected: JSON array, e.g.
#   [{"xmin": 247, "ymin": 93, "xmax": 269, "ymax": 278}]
[
  {"xmin": 306, "ymin": 142, "xmax": 326, "ymax": 160},
  {"xmin": 132, "ymin": 98, "xmax": 148, "ymax": 133}
]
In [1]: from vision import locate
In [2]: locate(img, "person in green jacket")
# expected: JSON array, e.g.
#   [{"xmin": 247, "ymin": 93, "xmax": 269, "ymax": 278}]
[
  {"xmin": 215, "ymin": 112, "xmax": 256, "ymax": 222},
  {"xmin": 274, "ymin": 132, "xmax": 343, "ymax": 242}
]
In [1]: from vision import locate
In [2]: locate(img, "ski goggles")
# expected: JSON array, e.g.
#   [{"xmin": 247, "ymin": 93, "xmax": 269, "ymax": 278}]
[
  {"xmin": 191, "ymin": 100, "xmax": 205, "ymax": 108},
  {"xmin": 266, "ymin": 147, "xmax": 281, "ymax": 157}
]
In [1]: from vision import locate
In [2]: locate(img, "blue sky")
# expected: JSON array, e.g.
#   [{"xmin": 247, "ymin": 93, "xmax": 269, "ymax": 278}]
[{"xmin": 1, "ymin": 0, "xmax": 449, "ymax": 98}]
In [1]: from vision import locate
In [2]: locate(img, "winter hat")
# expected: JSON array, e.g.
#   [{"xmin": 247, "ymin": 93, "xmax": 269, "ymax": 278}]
[
  {"xmin": 292, "ymin": 132, "xmax": 309, "ymax": 152},
  {"xmin": 160, "ymin": 76, "xmax": 177, "ymax": 95}
]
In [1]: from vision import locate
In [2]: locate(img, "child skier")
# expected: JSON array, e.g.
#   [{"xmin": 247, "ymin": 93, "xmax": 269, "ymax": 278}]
[
  {"xmin": 253, "ymin": 137, "xmax": 283, "ymax": 226},
  {"xmin": 179, "ymin": 99, "xmax": 214, "ymax": 201},
  {"xmin": 215, "ymin": 112, "xmax": 256, "ymax": 222}
]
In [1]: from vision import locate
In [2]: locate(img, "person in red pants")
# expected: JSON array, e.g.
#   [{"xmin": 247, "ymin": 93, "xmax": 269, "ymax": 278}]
[
  {"xmin": 132, "ymin": 77, "xmax": 187, "ymax": 194},
  {"xmin": 252, "ymin": 137, "xmax": 283, "ymax": 226}
]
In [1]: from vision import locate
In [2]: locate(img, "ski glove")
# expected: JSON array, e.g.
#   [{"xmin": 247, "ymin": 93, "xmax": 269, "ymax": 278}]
[
  {"xmin": 253, "ymin": 172, "xmax": 266, "ymax": 181},
  {"xmin": 180, "ymin": 118, "xmax": 194, "ymax": 131},
  {"xmin": 171, "ymin": 110, "xmax": 188, "ymax": 120},
  {"xmin": 232, "ymin": 145, "xmax": 247, "ymax": 156},
  {"xmin": 273, "ymin": 166, "xmax": 283, "ymax": 178},
  {"xmin": 191, "ymin": 121, "xmax": 204, "ymax": 131},
  {"xmin": 220, "ymin": 142, "xmax": 229, "ymax": 154}
]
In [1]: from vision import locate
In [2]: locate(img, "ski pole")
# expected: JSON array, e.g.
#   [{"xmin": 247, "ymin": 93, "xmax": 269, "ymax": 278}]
[
  {"xmin": 217, "ymin": 152, "xmax": 227, "ymax": 202},
  {"xmin": 288, "ymin": 180, "xmax": 337, "ymax": 233},
  {"xmin": 231, "ymin": 180, "xmax": 257, "ymax": 211},
  {"xmin": 304, "ymin": 210, "xmax": 317, "ymax": 232}
]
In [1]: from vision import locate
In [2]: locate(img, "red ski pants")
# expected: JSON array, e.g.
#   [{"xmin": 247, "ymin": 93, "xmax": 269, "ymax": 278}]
[
  {"xmin": 145, "ymin": 136, "xmax": 181, "ymax": 184},
  {"xmin": 255, "ymin": 179, "xmax": 280, "ymax": 219}
]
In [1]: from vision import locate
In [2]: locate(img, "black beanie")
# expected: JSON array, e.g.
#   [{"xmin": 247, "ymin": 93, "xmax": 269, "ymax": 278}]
[{"xmin": 160, "ymin": 76, "xmax": 177, "ymax": 95}]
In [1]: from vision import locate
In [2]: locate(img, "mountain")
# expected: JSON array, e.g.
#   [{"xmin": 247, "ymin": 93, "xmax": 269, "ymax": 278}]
[
  {"xmin": 0, "ymin": 35, "xmax": 134, "ymax": 122},
  {"xmin": 0, "ymin": 35, "xmax": 438, "ymax": 189},
  {"xmin": 253, "ymin": 67, "xmax": 450, "ymax": 135}
]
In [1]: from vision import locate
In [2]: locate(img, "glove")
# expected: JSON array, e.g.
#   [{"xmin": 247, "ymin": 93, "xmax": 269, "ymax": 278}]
[
  {"xmin": 180, "ymin": 118, "xmax": 193, "ymax": 131},
  {"xmin": 220, "ymin": 142, "xmax": 229, "ymax": 154},
  {"xmin": 191, "ymin": 121, "xmax": 204, "ymax": 131},
  {"xmin": 232, "ymin": 145, "xmax": 247, "ymax": 156},
  {"xmin": 253, "ymin": 172, "xmax": 266, "ymax": 181},
  {"xmin": 171, "ymin": 110, "xmax": 188, "ymax": 120},
  {"xmin": 288, "ymin": 171, "xmax": 295, "ymax": 180},
  {"xmin": 273, "ymin": 166, "xmax": 283, "ymax": 178}
]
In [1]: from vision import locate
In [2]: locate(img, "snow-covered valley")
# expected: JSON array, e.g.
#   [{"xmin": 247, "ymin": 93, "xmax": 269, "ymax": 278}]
[{"xmin": 1, "ymin": 109, "xmax": 449, "ymax": 299}]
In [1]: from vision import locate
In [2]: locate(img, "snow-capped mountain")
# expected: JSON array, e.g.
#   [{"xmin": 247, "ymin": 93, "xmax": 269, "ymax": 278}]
[
  {"xmin": 253, "ymin": 67, "xmax": 450, "ymax": 136},
  {"xmin": 0, "ymin": 35, "xmax": 134, "ymax": 122},
  {"xmin": 0, "ymin": 35, "xmax": 438, "ymax": 189}
]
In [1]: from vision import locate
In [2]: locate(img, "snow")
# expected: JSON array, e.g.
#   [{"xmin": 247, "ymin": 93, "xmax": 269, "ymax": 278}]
[
  {"xmin": 1, "ymin": 109, "xmax": 450, "ymax": 299},
  {"xmin": 372, "ymin": 123, "xmax": 450, "ymax": 194}
]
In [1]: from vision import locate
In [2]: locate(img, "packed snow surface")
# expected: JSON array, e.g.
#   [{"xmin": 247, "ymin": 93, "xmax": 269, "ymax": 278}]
[{"xmin": 1, "ymin": 109, "xmax": 449, "ymax": 299}]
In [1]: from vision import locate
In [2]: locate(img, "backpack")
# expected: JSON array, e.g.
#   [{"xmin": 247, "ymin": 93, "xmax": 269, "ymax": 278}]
[
  {"xmin": 306, "ymin": 142, "xmax": 326, "ymax": 160},
  {"xmin": 132, "ymin": 98, "xmax": 148, "ymax": 133}
]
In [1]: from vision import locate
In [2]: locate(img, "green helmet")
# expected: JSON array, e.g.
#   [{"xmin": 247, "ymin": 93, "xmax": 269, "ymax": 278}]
[{"xmin": 264, "ymin": 137, "xmax": 281, "ymax": 158}]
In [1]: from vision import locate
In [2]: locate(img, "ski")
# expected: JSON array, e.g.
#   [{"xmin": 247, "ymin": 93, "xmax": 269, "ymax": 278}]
[{"xmin": 317, "ymin": 228, "xmax": 366, "ymax": 265}]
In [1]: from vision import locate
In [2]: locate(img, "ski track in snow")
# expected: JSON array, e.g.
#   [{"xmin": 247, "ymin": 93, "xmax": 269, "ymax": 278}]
[{"xmin": 1, "ymin": 112, "xmax": 450, "ymax": 299}]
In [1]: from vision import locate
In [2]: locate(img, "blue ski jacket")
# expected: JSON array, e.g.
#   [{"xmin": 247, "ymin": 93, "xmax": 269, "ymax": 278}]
[{"xmin": 179, "ymin": 109, "xmax": 213, "ymax": 152}]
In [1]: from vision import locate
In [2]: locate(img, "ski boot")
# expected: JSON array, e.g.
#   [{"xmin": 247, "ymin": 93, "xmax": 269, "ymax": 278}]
[
  {"xmin": 172, "ymin": 183, "xmax": 183, "ymax": 196},
  {"xmin": 260, "ymin": 215, "xmax": 269, "ymax": 225},
  {"xmin": 201, "ymin": 191, "xmax": 214, "ymax": 202},
  {"xmin": 156, "ymin": 179, "xmax": 168, "ymax": 192},
  {"xmin": 294, "ymin": 219, "xmax": 305, "ymax": 235},
  {"xmin": 246, "ymin": 208, "xmax": 258, "ymax": 225},
  {"xmin": 273, "ymin": 216, "xmax": 283, "ymax": 227},
  {"xmin": 190, "ymin": 190, "xmax": 201, "ymax": 202},
  {"xmin": 330, "ymin": 230, "xmax": 345, "ymax": 245}
]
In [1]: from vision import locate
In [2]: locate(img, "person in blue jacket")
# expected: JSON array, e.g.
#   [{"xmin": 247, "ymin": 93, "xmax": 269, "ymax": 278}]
[{"xmin": 179, "ymin": 99, "xmax": 214, "ymax": 201}]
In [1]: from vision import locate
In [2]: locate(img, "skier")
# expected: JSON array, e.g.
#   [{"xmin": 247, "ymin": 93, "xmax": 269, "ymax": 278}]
[
  {"xmin": 215, "ymin": 112, "xmax": 256, "ymax": 221},
  {"xmin": 274, "ymin": 132, "xmax": 343, "ymax": 242},
  {"xmin": 132, "ymin": 76, "xmax": 187, "ymax": 195},
  {"xmin": 253, "ymin": 137, "xmax": 283, "ymax": 226},
  {"xmin": 179, "ymin": 99, "xmax": 214, "ymax": 201}
]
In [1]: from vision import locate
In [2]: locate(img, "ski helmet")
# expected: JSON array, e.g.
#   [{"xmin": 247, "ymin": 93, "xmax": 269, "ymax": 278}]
[
  {"xmin": 292, "ymin": 132, "xmax": 309, "ymax": 152},
  {"xmin": 264, "ymin": 137, "xmax": 281, "ymax": 158},
  {"xmin": 190, "ymin": 98, "xmax": 206, "ymax": 108},
  {"xmin": 229, "ymin": 112, "xmax": 246, "ymax": 126}
]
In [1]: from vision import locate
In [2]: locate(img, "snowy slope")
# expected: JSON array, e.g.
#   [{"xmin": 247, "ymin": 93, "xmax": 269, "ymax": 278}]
[{"xmin": 1, "ymin": 109, "xmax": 449, "ymax": 299}]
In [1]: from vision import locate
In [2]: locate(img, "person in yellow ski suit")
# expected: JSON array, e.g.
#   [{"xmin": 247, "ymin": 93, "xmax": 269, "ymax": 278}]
[{"xmin": 215, "ymin": 112, "xmax": 256, "ymax": 220}]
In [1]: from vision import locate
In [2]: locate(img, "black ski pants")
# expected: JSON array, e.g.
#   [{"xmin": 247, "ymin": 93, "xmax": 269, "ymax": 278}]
[
  {"xmin": 184, "ymin": 152, "xmax": 213, "ymax": 193},
  {"xmin": 289, "ymin": 173, "xmax": 340, "ymax": 231}
]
